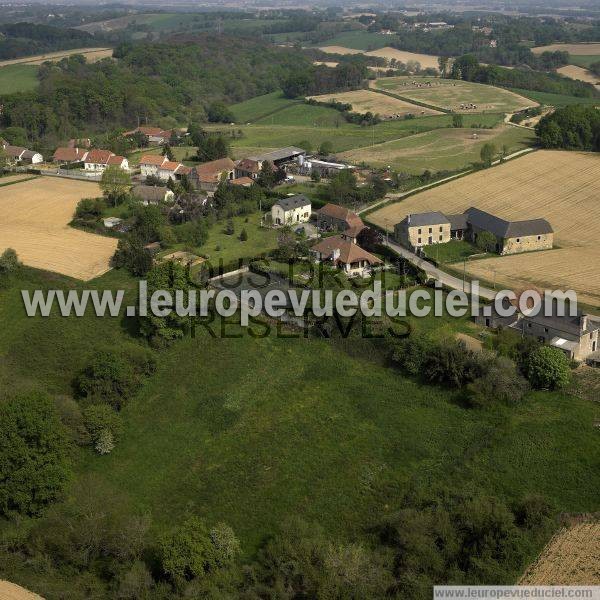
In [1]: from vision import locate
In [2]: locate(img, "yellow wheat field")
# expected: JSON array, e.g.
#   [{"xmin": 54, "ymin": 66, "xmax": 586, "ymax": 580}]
[
  {"xmin": 317, "ymin": 45, "xmax": 440, "ymax": 70},
  {"xmin": 368, "ymin": 150, "xmax": 600, "ymax": 306},
  {"xmin": 532, "ymin": 43, "xmax": 600, "ymax": 55},
  {"xmin": 0, "ymin": 580, "xmax": 44, "ymax": 599},
  {"xmin": 556, "ymin": 65, "xmax": 600, "ymax": 86},
  {"xmin": 307, "ymin": 89, "xmax": 442, "ymax": 117},
  {"xmin": 520, "ymin": 522, "xmax": 600, "ymax": 585},
  {"xmin": 0, "ymin": 177, "xmax": 117, "ymax": 280},
  {"xmin": 0, "ymin": 48, "xmax": 112, "ymax": 67}
]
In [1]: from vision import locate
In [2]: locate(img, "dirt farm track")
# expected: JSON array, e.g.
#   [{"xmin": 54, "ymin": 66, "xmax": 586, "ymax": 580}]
[
  {"xmin": 368, "ymin": 150, "xmax": 600, "ymax": 307},
  {"xmin": 0, "ymin": 177, "xmax": 117, "ymax": 280}
]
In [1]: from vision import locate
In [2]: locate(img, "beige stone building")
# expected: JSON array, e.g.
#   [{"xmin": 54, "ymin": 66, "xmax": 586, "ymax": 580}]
[
  {"xmin": 395, "ymin": 207, "xmax": 553, "ymax": 255},
  {"xmin": 394, "ymin": 211, "xmax": 451, "ymax": 248}
]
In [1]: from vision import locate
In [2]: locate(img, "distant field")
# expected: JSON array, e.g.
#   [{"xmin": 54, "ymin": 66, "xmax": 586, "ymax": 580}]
[
  {"xmin": 556, "ymin": 64, "xmax": 599, "ymax": 85},
  {"xmin": 0, "ymin": 47, "xmax": 112, "ymax": 67},
  {"xmin": 520, "ymin": 521, "xmax": 600, "ymax": 585},
  {"xmin": 368, "ymin": 150, "xmax": 600, "ymax": 306},
  {"xmin": 0, "ymin": 64, "xmax": 39, "ymax": 93},
  {"xmin": 373, "ymin": 77, "xmax": 535, "ymax": 113},
  {"xmin": 0, "ymin": 177, "xmax": 116, "ymax": 280},
  {"xmin": 317, "ymin": 45, "xmax": 440, "ymax": 70},
  {"xmin": 510, "ymin": 87, "xmax": 600, "ymax": 107},
  {"xmin": 570, "ymin": 55, "xmax": 600, "ymax": 69},
  {"xmin": 212, "ymin": 111, "xmax": 504, "ymax": 154},
  {"xmin": 307, "ymin": 89, "xmax": 442, "ymax": 117},
  {"xmin": 313, "ymin": 30, "xmax": 394, "ymax": 51},
  {"xmin": 254, "ymin": 102, "xmax": 346, "ymax": 127},
  {"xmin": 230, "ymin": 92, "xmax": 300, "ymax": 123},
  {"xmin": 532, "ymin": 43, "xmax": 600, "ymax": 55},
  {"xmin": 338, "ymin": 125, "xmax": 534, "ymax": 174}
]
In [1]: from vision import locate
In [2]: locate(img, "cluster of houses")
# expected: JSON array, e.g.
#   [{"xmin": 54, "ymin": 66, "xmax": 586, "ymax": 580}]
[
  {"xmin": 1, "ymin": 138, "xmax": 43, "ymax": 165},
  {"xmin": 395, "ymin": 207, "xmax": 554, "ymax": 256},
  {"xmin": 271, "ymin": 195, "xmax": 382, "ymax": 278}
]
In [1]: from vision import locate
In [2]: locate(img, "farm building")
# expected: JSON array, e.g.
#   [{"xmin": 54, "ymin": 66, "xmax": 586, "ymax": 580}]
[
  {"xmin": 395, "ymin": 207, "xmax": 553, "ymax": 254},
  {"xmin": 271, "ymin": 195, "xmax": 311, "ymax": 226},
  {"xmin": 190, "ymin": 157, "xmax": 236, "ymax": 192},
  {"xmin": 133, "ymin": 185, "xmax": 175, "ymax": 205},
  {"xmin": 395, "ymin": 212, "xmax": 451, "ymax": 248},
  {"xmin": 235, "ymin": 158, "xmax": 263, "ymax": 181},
  {"xmin": 252, "ymin": 146, "xmax": 306, "ymax": 168},
  {"xmin": 310, "ymin": 231, "xmax": 382, "ymax": 278},
  {"xmin": 53, "ymin": 147, "xmax": 89, "ymax": 164},
  {"xmin": 3, "ymin": 145, "xmax": 43, "ymax": 165},
  {"xmin": 477, "ymin": 298, "xmax": 599, "ymax": 363},
  {"xmin": 123, "ymin": 126, "xmax": 174, "ymax": 145},
  {"xmin": 317, "ymin": 203, "xmax": 364, "ymax": 232}
]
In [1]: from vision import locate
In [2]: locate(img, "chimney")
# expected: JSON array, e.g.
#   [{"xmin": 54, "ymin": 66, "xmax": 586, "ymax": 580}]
[
  {"xmin": 407, "ymin": 214, "xmax": 411, "ymax": 225},
  {"xmin": 581, "ymin": 315, "xmax": 588, "ymax": 332}
]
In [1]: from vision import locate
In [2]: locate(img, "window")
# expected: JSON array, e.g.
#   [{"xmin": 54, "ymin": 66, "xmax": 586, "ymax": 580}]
[
  {"xmin": 428, "ymin": 227, "xmax": 432, "ymax": 233},
  {"xmin": 418, "ymin": 237, "xmax": 421, "ymax": 244},
  {"xmin": 537, "ymin": 235, "xmax": 541, "ymax": 240},
  {"xmin": 516, "ymin": 238, "xmax": 520, "ymax": 243},
  {"xmin": 418, "ymin": 228, "xmax": 422, "ymax": 234},
  {"xmin": 544, "ymin": 327, "xmax": 548, "ymax": 333},
  {"xmin": 528, "ymin": 323, "xmax": 532, "ymax": 328},
  {"xmin": 439, "ymin": 235, "xmax": 443, "ymax": 241},
  {"xmin": 439, "ymin": 226, "xmax": 443, "ymax": 232}
]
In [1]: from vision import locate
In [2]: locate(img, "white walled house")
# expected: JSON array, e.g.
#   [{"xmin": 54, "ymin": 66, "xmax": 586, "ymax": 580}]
[
  {"xmin": 84, "ymin": 150, "xmax": 129, "ymax": 173},
  {"xmin": 139, "ymin": 154, "xmax": 168, "ymax": 178},
  {"xmin": 271, "ymin": 194, "xmax": 311, "ymax": 226}
]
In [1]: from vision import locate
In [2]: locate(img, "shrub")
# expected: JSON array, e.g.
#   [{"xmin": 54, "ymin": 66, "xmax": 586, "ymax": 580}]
[
  {"xmin": 467, "ymin": 356, "xmax": 529, "ymax": 408},
  {"xmin": 83, "ymin": 404, "xmax": 123, "ymax": 451},
  {"xmin": 526, "ymin": 346, "xmax": 571, "ymax": 390},
  {"xmin": 239, "ymin": 228, "xmax": 248, "ymax": 241},
  {"xmin": 75, "ymin": 351, "xmax": 139, "ymax": 409},
  {"xmin": 0, "ymin": 392, "xmax": 71, "ymax": 517}
]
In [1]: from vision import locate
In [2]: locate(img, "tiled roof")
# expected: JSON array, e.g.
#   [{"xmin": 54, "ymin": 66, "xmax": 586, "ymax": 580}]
[
  {"xmin": 53, "ymin": 147, "xmax": 88, "ymax": 161},
  {"xmin": 85, "ymin": 149, "xmax": 113, "ymax": 164},
  {"xmin": 311, "ymin": 235, "xmax": 382, "ymax": 266},
  {"xmin": 318, "ymin": 203, "xmax": 364, "ymax": 227},
  {"xmin": 106, "ymin": 155, "xmax": 127, "ymax": 166},
  {"xmin": 139, "ymin": 154, "xmax": 167, "ymax": 166}
]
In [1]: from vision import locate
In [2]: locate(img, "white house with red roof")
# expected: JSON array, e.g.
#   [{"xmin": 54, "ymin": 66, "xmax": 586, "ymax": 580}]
[
  {"xmin": 139, "ymin": 154, "xmax": 189, "ymax": 181},
  {"xmin": 52, "ymin": 147, "xmax": 89, "ymax": 164},
  {"xmin": 84, "ymin": 149, "xmax": 129, "ymax": 172}
]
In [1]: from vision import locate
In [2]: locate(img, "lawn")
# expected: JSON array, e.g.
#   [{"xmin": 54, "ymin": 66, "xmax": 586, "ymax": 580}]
[
  {"xmin": 423, "ymin": 240, "xmax": 482, "ymax": 263},
  {"xmin": 0, "ymin": 64, "xmax": 39, "ymax": 93},
  {"xmin": 127, "ymin": 146, "xmax": 198, "ymax": 166},
  {"xmin": 509, "ymin": 88, "xmax": 600, "ymax": 107},
  {"xmin": 198, "ymin": 212, "xmax": 278, "ymax": 265}
]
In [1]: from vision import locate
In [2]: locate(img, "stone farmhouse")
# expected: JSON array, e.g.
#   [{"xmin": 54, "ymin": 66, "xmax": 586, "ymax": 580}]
[
  {"xmin": 395, "ymin": 207, "xmax": 553, "ymax": 255},
  {"xmin": 477, "ymin": 298, "xmax": 599, "ymax": 363},
  {"xmin": 83, "ymin": 149, "xmax": 129, "ymax": 172},
  {"xmin": 271, "ymin": 195, "xmax": 311, "ymax": 226}
]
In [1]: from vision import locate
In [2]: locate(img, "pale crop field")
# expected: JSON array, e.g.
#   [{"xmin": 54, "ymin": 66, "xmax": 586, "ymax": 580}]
[
  {"xmin": 0, "ymin": 177, "xmax": 117, "ymax": 280},
  {"xmin": 532, "ymin": 43, "xmax": 600, "ymax": 55},
  {"xmin": 317, "ymin": 45, "xmax": 440, "ymax": 70},
  {"xmin": 0, "ymin": 48, "xmax": 113, "ymax": 67},
  {"xmin": 373, "ymin": 76, "xmax": 535, "ymax": 113},
  {"xmin": 307, "ymin": 89, "xmax": 442, "ymax": 118},
  {"xmin": 556, "ymin": 65, "xmax": 600, "ymax": 86},
  {"xmin": 520, "ymin": 522, "xmax": 600, "ymax": 585},
  {"xmin": 368, "ymin": 151, "xmax": 600, "ymax": 306}
]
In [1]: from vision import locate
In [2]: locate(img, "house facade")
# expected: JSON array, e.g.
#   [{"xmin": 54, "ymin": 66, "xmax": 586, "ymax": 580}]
[
  {"xmin": 271, "ymin": 195, "xmax": 311, "ymax": 226},
  {"xmin": 395, "ymin": 212, "xmax": 451, "ymax": 248},
  {"xmin": 477, "ymin": 300, "xmax": 599, "ymax": 363},
  {"xmin": 84, "ymin": 150, "xmax": 129, "ymax": 173},
  {"xmin": 3, "ymin": 145, "xmax": 43, "ymax": 165}
]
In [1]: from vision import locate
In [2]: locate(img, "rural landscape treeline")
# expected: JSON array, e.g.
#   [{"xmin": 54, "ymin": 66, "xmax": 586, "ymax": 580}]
[{"xmin": 0, "ymin": 3, "xmax": 599, "ymax": 599}]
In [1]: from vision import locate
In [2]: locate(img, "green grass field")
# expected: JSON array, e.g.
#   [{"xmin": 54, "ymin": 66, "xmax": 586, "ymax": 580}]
[
  {"xmin": 0, "ymin": 64, "xmax": 39, "ymax": 94},
  {"xmin": 423, "ymin": 240, "xmax": 482, "ymax": 263},
  {"xmin": 509, "ymin": 87, "xmax": 600, "ymax": 107},
  {"xmin": 1, "ymin": 266, "xmax": 599, "ymax": 580},
  {"xmin": 311, "ymin": 30, "xmax": 395, "ymax": 51},
  {"xmin": 374, "ymin": 77, "xmax": 535, "ymax": 113},
  {"xmin": 230, "ymin": 91, "xmax": 300, "ymax": 123},
  {"xmin": 569, "ymin": 55, "xmax": 600, "ymax": 69},
  {"xmin": 210, "ymin": 109, "xmax": 504, "ymax": 154},
  {"xmin": 338, "ymin": 125, "xmax": 534, "ymax": 174}
]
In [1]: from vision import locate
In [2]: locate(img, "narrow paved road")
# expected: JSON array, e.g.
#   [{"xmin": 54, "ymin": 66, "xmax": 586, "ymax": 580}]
[{"xmin": 384, "ymin": 238, "xmax": 497, "ymax": 300}]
